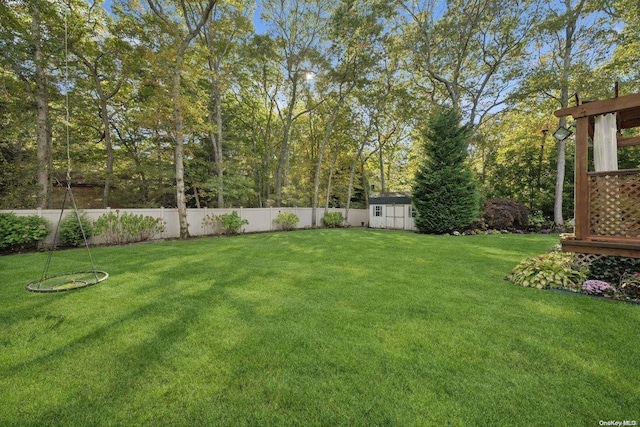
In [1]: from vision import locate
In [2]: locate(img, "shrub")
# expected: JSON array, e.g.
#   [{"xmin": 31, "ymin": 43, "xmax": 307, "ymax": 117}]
[
  {"xmin": 582, "ymin": 280, "xmax": 615, "ymax": 297},
  {"xmin": 219, "ymin": 211, "xmax": 248, "ymax": 235},
  {"xmin": 59, "ymin": 212, "xmax": 94, "ymax": 247},
  {"xmin": 322, "ymin": 212, "xmax": 344, "ymax": 228},
  {"xmin": 483, "ymin": 198, "xmax": 529, "ymax": 230},
  {"xmin": 508, "ymin": 252, "xmax": 586, "ymax": 290},
  {"xmin": 274, "ymin": 212, "xmax": 300, "ymax": 231},
  {"xmin": 201, "ymin": 214, "xmax": 224, "ymax": 236},
  {"xmin": 619, "ymin": 273, "xmax": 640, "ymax": 301},
  {"xmin": 528, "ymin": 211, "xmax": 552, "ymax": 233},
  {"xmin": 587, "ymin": 256, "xmax": 640, "ymax": 285},
  {"xmin": 94, "ymin": 211, "xmax": 119, "ymax": 244},
  {"xmin": 0, "ymin": 212, "xmax": 50, "ymax": 251},
  {"xmin": 94, "ymin": 210, "xmax": 166, "ymax": 244}
]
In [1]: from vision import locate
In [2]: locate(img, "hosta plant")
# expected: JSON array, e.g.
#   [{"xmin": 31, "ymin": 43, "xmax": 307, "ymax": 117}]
[{"xmin": 509, "ymin": 252, "xmax": 586, "ymax": 290}]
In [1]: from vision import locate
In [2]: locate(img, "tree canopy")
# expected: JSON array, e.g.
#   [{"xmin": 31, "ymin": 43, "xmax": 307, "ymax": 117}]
[{"xmin": 0, "ymin": 0, "xmax": 636, "ymax": 230}]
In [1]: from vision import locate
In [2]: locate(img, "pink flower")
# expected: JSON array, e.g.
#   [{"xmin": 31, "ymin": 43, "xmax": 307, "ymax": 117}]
[{"xmin": 582, "ymin": 280, "xmax": 614, "ymax": 296}]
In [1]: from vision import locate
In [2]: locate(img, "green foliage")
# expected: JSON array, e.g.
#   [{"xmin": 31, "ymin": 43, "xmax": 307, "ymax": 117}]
[
  {"xmin": 585, "ymin": 256, "xmax": 640, "ymax": 302},
  {"xmin": 0, "ymin": 0, "xmax": 624, "ymax": 215},
  {"xmin": 322, "ymin": 212, "xmax": 344, "ymax": 228},
  {"xmin": 200, "ymin": 212, "xmax": 249, "ymax": 236},
  {"xmin": 219, "ymin": 212, "xmax": 248, "ymax": 235},
  {"xmin": 509, "ymin": 252, "xmax": 586, "ymax": 290},
  {"xmin": 59, "ymin": 213, "xmax": 94, "ymax": 247},
  {"xmin": 0, "ymin": 213, "xmax": 50, "ymax": 251},
  {"xmin": 527, "ymin": 211, "xmax": 552, "ymax": 232},
  {"xmin": 587, "ymin": 256, "xmax": 640, "ymax": 285},
  {"xmin": 412, "ymin": 107, "xmax": 479, "ymax": 234},
  {"xmin": 94, "ymin": 210, "xmax": 166, "ymax": 245},
  {"xmin": 620, "ymin": 273, "xmax": 640, "ymax": 302},
  {"xmin": 483, "ymin": 198, "xmax": 529, "ymax": 230},
  {"xmin": 201, "ymin": 214, "xmax": 224, "ymax": 236},
  {"xmin": 0, "ymin": 142, "xmax": 39, "ymax": 209},
  {"xmin": 274, "ymin": 212, "xmax": 300, "ymax": 231}
]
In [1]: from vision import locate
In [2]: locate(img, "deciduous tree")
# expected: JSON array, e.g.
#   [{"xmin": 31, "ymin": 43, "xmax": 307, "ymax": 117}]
[{"xmin": 135, "ymin": 0, "xmax": 218, "ymax": 237}]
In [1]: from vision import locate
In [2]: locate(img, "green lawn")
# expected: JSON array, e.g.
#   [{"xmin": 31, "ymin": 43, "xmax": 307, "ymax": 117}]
[{"xmin": 1, "ymin": 229, "xmax": 638, "ymax": 426}]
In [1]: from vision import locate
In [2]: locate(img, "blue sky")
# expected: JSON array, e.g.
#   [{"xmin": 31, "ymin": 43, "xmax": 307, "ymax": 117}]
[{"xmin": 100, "ymin": 0, "xmax": 266, "ymax": 33}]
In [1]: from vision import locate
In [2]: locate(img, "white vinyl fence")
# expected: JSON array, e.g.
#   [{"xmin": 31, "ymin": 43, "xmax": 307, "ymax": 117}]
[{"xmin": 1, "ymin": 207, "xmax": 369, "ymax": 245}]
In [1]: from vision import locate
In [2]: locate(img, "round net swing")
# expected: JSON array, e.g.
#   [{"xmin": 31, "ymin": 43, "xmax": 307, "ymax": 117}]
[
  {"xmin": 25, "ymin": 171, "xmax": 109, "ymax": 294},
  {"xmin": 26, "ymin": 271, "xmax": 109, "ymax": 293},
  {"xmin": 26, "ymin": 10, "xmax": 108, "ymax": 293}
]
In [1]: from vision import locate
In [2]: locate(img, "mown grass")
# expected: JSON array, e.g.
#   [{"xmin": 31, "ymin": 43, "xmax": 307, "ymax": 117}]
[{"xmin": 0, "ymin": 229, "xmax": 638, "ymax": 426}]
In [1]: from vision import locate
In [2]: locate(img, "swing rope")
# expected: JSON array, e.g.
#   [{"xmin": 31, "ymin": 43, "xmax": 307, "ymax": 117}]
[{"xmin": 27, "ymin": 6, "xmax": 107, "ymax": 292}]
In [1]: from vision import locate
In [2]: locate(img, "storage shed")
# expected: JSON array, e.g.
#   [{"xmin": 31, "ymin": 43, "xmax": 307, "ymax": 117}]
[{"xmin": 368, "ymin": 192, "xmax": 415, "ymax": 230}]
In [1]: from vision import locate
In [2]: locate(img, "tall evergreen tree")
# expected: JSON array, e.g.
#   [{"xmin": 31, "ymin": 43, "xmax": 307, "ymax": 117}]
[{"xmin": 412, "ymin": 107, "xmax": 478, "ymax": 234}]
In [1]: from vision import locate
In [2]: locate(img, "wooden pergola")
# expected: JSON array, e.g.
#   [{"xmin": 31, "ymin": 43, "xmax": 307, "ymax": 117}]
[{"xmin": 555, "ymin": 92, "xmax": 640, "ymax": 258}]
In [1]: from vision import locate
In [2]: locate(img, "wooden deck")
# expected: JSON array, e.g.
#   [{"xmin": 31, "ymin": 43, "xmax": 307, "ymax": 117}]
[
  {"xmin": 561, "ymin": 168, "xmax": 640, "ymax": 258},
  {"xmin": 561, "ymin": 237, "xmax": 640, "ymax": 258},
  {"xmin": 555, "ymin": 92, "xmax": 640, "ymax": 259}
]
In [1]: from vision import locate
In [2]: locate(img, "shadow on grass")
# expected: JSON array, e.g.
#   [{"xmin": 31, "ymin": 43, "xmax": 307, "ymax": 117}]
[
  {"xmin": 4, "ymin": 262, "xmax": 263, "ymax": 425},
  {"xmin": 3, "ymin": 231, "xmax": 638, "ymax": 425}
]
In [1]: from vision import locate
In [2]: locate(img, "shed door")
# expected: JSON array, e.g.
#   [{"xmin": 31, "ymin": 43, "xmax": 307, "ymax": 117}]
[
  {"xmin": 386, "ymin": 205, "xmax": 404, "ymax": 229},
  {"xmin": 370, "ymin": 205, "xmax": 385, "ymax": 228}
]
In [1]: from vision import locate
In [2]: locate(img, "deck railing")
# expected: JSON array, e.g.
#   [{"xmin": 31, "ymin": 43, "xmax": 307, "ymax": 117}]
[{"xmin": 588, "ymin": 168, "xmax": 640, "ymax": 240}]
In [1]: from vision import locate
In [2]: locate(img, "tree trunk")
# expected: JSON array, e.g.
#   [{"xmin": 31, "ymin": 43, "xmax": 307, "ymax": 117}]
[
  {"xmin": 99, "ymin": 96, "xmax": 113, "ymax": 207},
  {"xmin": 215, "ymin": 83, "xmax": 224, "ymax": 208},
  {"xmin": 554, "ymin": 0, "xmax": 586, "ymax": 226},
  {"xmin": 76, "ymin": 53, "xmax": 121, "ymax": 208},
  {"xmin": 147, "ymin": 0, "xmax": 218, "ymax": 235},
  {"xmin": 171, "ymin": 59, "xmax": 190, "ymax": 238},
  {"xmin": 538, "ymin": 130, "xmax": 547, "ymax": 191},
  {"xmin": 554, "ymin": 116, "xmax": 567, "ymax": 225},
  {"xmin": 312, "ymin": 102, "xmax": 341, "ymax": 226},
  {"xmin": 554, "ymin": 71, "xmax": 570, "ymax": 226},
  {"xmin": 33, "ymin": 5, "xmax": 50, "ymax": 209},
  {"xmin": 258, "ymin": 93, "xmax": 276, "ymax": 207},
  {"xmin": 554, "ymin": 2, "xmax": 580, "ymax": 226},
  {"xmin": 207, "ymin": 57, "xmax": 225, "ymax": 208},
  {"xmin": 155, "ymin": 129, "xmax": 164, "ymax": 203},
  {"xmin": 361, "ymin": 160, "xmax": 369, "ymax": 210},
  {"xmin": 324, "ymin": 150, "xmax": 339, "ymax": 212},
  {"xmin": 345, "ymin": 140, "xmax": 367, "ymax": 223},
  {"xmin": 378, "ymin": 135, "xmax": 385, "ymax": 193},
  {"xmin": 193, "ymin": 184, "xmax": 201, "ymax": 208},
  {"xmin": 276, "ymin": 78, "xmax": 298, "ymax": 207}
]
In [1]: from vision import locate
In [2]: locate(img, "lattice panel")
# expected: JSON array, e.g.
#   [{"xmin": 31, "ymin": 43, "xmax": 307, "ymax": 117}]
[
  {"xmin": 590, "ymin": 173, "xmax": 640, "ymax": 237},
  {"xmin": 574, "ymin": 253, "xmax": 603, "ymax": 268}
]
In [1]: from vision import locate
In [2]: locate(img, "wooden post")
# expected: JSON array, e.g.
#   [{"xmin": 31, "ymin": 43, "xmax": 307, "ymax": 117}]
[{"xmin": 574, "ymin": 116, "xmax": 590, "ymax": 240}]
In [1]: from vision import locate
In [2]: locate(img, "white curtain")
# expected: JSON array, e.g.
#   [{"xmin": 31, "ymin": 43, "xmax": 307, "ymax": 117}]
[{"xmin": 593, "ymin": 113, "xmax": 618, "ymax": 172}]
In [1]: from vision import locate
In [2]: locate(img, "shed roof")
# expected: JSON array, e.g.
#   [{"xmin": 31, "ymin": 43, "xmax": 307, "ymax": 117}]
[{"xmin": 369, "ymin": 192, "xmax": 412, "ymax": 205}]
